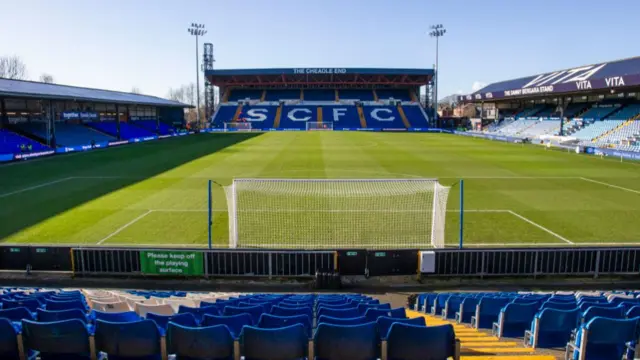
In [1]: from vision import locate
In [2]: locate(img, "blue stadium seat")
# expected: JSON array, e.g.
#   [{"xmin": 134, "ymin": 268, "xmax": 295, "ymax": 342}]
[
  {"xmin": 238, "ymin": 106, "xmax": 277, "ymax": 129},
  {"xmin": 313, "ymin": 322, "xmax": 378, "ymax": 360},
  {"xmin": 431, "ymin": 293, "xmax": 450, "ymax": 316},
  {"xmin": 242, "ymin": 324, "xmax": 308, "ymax": 360},
  {"xmin": 388, "ymin": 308, "xmax": 406, "ymax": 319},
  {"xmin": 339, "ymin": 89, "xmax": 374, "ymax": 101},
  {"xmin": 201, "ymin": 313, "xmax": 253, "ymax": 339},
  {"xmin": 319, "ymin": 106, "xmax": 361, "ymax": 129},
  {"xmin": 456, "ymin": 297, "xmax": 480, "ymax": 324},
  {"xmin": 401, "ymin": 105, "xmax": 430, "ymax": 127},
  {"xmin": 94, "ymin": 319, "xmax": 161, "ymax": 360},
  {"xmin": 271, "ymin": 305, "xmax": 313, "ymax": 321},
  {"xmin": 0, "ymin": 318, "xmax": 20, "ymax": 360},
  {"xmin": 223, "ymin": 305, "xmax": 263, "ymax": 325},
  {"xmin": 147, "ymin": 313, "xmax": 197, "ymax": 334},
  {"xmin": 0, "ymin": 128, "xmax": 48, "ymax": 155},
  {"xmin": 0, "ymin": 307, "xmax": 35, "ymax": 323},
  {"xmin": 22, "ymin": 319, "xmax": 92, "ymax": 360},
  {"xmin": 422, "ymin": 294, "xmax": 437, "ymax": 314},
  {"xmin": 471, "ymin": 297, "xmax": 510, "ymax": 329},
  {"xmin": 492, "ymin": 302, "xmax": 539, "ymax": 338},
  {"xmin": 264, "ymin": 89, "xmax": 300, "ymax": 101},
  {"xmin": 166, "ymin": 323, "xmax": 234, "ymax": 360},
  {"xmin": 317, "ymin": 315, "xmax": 368, "ymax": 326},
  {"xmin": 364, "ymin": 308, "xmax": 391, "ymax": 322},
  {"xmin": 45, "ymin": 299, "xmax": 86, "ymax": 312},
  {"xmin": 525, "ymin": 308, "xmax": 580, "ymax": 348},
  {"xmin": 386, "ymin": 323, "xmax": 457, "ymax": 360},
  {"xmin": 257, "ymin": 313, "xmax": 311, "ymax": 337},
  {"xmin": 579, "ymin": 301, "xmax": 618, "ymax": 312},
  {"xmin": 356, "ymin": 303, "xmax": 390, "ymax": 315},
  {"xmin": 3, "ymin": 298, "xmax": 41, "ymax": 312},
  {"xmin": 314, "ymin": 303, "xmax": 351, "ymax": 310},
  {"xmin": 239, "ymin": 301, "xmax": 271, "ymax": 313},
  {"xmin": 228, "ymin": 89, "xmax": 263, "ymax": 101},
  {"xmin": 362, "ymin": 106, "xmax": 405, "ymax": 129},
  {"xmin": 376, "ymin": 316, "xmax": 426, "ymax": 340},
  {"xmin": 541, "ymin": 301, "xmax": 577, "ymax": 311},
  {"xmin": 37, "ymin": 309, "xmax": 87, "ymax": 323},
  {"xmin": 91, "ymin": 310, "xmax": 140, "ymax": 323},
  {"xmin": 567, "ymin": 317, "xmax": 640, "ymax": 360},
  {"xmin": 317, "ymin": 307, "xmax": 360, "ymax": 319},
  {"xmin": 581, "ymin": 305, "xmax": 625, "ymax": 324},
  {"xmin": 626, "ymin": 305, "xmax": 640, "ymax": 319},
  {"xmin": 177, "ymin": 305, "xmax": 220, "ymax": 322},
  {"xmin": 279, "ymin": 106, "xmax": 317, "ymax": 130},
  {"xmin": 442, "ymin": 296, "xmax": 464, "ymax": 320}
]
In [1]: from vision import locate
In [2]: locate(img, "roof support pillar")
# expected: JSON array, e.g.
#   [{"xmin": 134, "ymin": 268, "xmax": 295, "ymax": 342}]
[
  {"xmin": 559, "ymin": 97, "xmax": 565, "ymax": 136},
  {"xmin": 115, "ymin": 103, "xmax": 121, "ymax": 140},
  {"xmin": 0, "ymin": 98, "xmax": 6, "ymax": 129},
  {"xmin": 48, "ymin": 101, "xmax": 56, "ymax": 147}
]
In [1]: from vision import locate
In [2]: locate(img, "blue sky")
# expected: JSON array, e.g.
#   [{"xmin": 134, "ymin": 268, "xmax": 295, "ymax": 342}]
[{"xmin": 1, "ymin": 0, "xmax": 639, "ymax": 99}]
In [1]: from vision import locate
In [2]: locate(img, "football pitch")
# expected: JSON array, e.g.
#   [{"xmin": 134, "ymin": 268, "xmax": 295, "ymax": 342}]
[{"xmin": 1, "ymin": 132, "xmax": 639, "ymax": 248}]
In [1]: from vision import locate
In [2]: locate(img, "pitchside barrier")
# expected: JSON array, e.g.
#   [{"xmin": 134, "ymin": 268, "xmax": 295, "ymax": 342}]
[{"xmin": 2, "ymin": 245, "xmax": 640, "ymax": 279}]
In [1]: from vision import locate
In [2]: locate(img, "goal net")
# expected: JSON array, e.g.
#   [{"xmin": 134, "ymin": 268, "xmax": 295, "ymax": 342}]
[
  {"xmin": 306, "ymin": 122, "xmax": 333, "ymax": 131},
  {"xmin": 224, "ymin": 122, "xmax": 252, "ymax": 131},
  {"xmin": 223, "ymin": 178, "xmax": 450, "ymax": 249}
]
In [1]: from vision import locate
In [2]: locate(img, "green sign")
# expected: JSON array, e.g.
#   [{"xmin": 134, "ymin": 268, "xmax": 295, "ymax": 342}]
[{"xmin": 140, "ymin": 250, "xmax": 204, "ymax": 276}]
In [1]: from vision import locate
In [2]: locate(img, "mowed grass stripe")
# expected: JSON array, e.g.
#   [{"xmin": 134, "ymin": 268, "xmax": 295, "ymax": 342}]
[{"xmin": 1, "ymin": 132, "xmax": 639, "ymax": 246}]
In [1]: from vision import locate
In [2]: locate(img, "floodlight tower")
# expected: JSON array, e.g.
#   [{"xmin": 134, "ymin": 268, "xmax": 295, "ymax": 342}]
[
  {"xmin": 188, "ymin": 23, "xmax": 207, "ymax": 126},
  {"xmin": 429, "ymin": 24, "xmax": 446, "ymax": 125}
]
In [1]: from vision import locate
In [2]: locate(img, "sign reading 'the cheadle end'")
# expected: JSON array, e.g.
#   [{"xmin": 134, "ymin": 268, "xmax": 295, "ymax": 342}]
[{"xmin": 293, "ymin": 68, "xmax": 347, "ymax": 74}]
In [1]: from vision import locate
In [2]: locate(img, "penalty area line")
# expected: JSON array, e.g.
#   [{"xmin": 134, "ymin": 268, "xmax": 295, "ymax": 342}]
[
  {"xmin": 0, "ymin": 177, "xmax": 76, "ymax": 198},
  {"xmin": 507, "ymin": 210, "xmax": 573, "ymax": 244},
  {"xmin": 96, "ymin": 210, "xmax": 152, "ymax": 245},
  {"xmin": 580, "ymin": 177, "xmax": 640, "ymax": 195}
]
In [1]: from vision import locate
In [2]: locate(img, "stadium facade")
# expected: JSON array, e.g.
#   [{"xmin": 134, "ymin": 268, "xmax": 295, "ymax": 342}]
[
  {"xmin": 458, "ymin": 56, "xmax": 640, "ymax": 157},
  {"xmin": 0, "ymin": 78, "xmax": 189, "ymax": 162},
  {"xmin": 205, "ymin": 67, "xmax": 436, "ymax": 132}
]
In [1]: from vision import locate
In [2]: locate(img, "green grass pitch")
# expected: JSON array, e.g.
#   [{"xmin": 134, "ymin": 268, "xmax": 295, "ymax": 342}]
[{"xmin": 1, "ymin": 131, "xmax": 639, "ymax": 248}]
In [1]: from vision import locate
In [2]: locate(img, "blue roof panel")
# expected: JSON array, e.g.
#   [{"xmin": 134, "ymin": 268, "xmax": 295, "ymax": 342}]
[{"xmin": 0, "ymin": 78, "xmax": 188, "ymax": 107}]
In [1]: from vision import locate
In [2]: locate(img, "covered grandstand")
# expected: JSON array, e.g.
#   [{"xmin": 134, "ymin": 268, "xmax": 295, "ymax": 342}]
[
  {"xmin": 205, "ymin": 68, "xmax": 435, "ymax": 131},
  {"xmin": 0, "ymin": 78, "xmax": 189, "ymax": 162},
  {"xmin": 459, "ymin": 56, "xmax": 640, "ymax": 155}
]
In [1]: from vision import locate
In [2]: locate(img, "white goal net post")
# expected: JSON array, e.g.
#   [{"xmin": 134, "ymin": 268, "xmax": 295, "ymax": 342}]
[
  {"xmin": 223, "ymin": 178, "xmax": 450, "ymax": 249},
  {"xmin": 224, "ymin": 122, "xmax": 252, "ymax": 131},
  {"xmin": 306, "ymin": 122, "xmax": 333, "ymax": 131}
]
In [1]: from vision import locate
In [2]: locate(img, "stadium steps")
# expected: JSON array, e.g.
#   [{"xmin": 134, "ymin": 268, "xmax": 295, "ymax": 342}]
[
  {"xmin": 273, "ymin": 104, "xmax": 283, "ymax": 128},
  {"xmin": 373, "ymin": 89, "xmax": 379, "ymax": 101},
  {"xmin": 515, "ymin": 120, "xmax": 540, "ymax": 136},
  {"xmin": 260, "ymin": 90, "xmax": 266, "ymax": 102},
  {"xmin": 406, "ymin": 310, "xmax": 555, "ymax": 360},
  {"xmin": 410, "ymin": 90, "xmax": 419, "ymax": 102},
  {"xmin": 592, "ymin": 119, "xmax": 634, "ymax": 143},
  {"xmin": 334, "ymin": 89, "xmax": 339, "ymax": 102},
  {"xmin": 222, "ymin": 89, "xmax": 230, "ymax": 103},
  {"xmin": 357, "ymin": 105, "xmax": 368, "ymax": 128},
  {"xmin": 232, "ymin": 104, "xmax": 244, "ymax": 122},
  {"xmin": 300, "ymin": 89, "xmax": 304, "ymax": 100},
  {"xmin": 397, "ymin": 104, "xmax": 411, "ymax": 128},
  {"xmin": 317, "ymin": 106, "xmax": 323, "ymax": 124},
  {"xmin": 6, "ymin": 124, "xmax": 48, "ymax": 145}
]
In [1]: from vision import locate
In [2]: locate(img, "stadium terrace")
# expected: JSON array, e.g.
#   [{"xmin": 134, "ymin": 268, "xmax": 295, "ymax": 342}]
[
  {"xmin": 458, "ymin": 56, "xmax": 640, "ymax": 155},
  {"xmin": 206, "ymin": 67, "xmax": 436, "ymax": 132},
  {"xmin": 0, "ymin": 78, "xmax": 190, "ymax": 163}
]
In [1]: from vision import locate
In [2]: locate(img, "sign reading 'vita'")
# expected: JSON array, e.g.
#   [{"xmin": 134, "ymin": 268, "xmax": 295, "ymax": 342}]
[{"xmin": 139, "ymin": 250, "xmax": 203, "ymax": 276}]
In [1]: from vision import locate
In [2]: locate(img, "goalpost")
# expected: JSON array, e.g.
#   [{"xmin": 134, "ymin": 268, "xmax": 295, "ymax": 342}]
[
  {"xmin": 224, "ymin": 122, "xmax": 252, "ymax": 132},
  {"xmin": 221, "ymin": 178, "xmax": 451, "ymax": 249},
  {"xmin": 306, "ymin": 122, "xmax": 333, "ymax": 131}
]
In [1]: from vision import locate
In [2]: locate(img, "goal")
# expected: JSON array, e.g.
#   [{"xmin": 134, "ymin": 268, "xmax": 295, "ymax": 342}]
[
  {"xmin": 224, "ymin": 122, "xmax": 252, "ymax": 131},
  {"xmin": 306, "ymin": 122, "xmax": 333, "ymax": 131},
  {"xmin": 223, "ymin": 178, "xmax": 450, "ymax": 249}
]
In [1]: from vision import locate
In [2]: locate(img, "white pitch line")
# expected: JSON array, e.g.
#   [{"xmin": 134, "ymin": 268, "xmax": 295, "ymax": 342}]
[
  {"xmin": 96, "ymin": 210, "xmax": 152, "ymax": 245},
  {"xmin": 0, "ymin": 177, "xmax": 75, "ymax": 199},
  {"xmin": 149, "ymin": 209, "xmax": 512, "ymax": 213},
  {"xmin": 507, "ymin": 210, "xmax": 573, "ymax": 244},
  {"xmin": 461, "ymin": 243, "xmax": 574, "ymax": 247},
  {"xmin": 580, "ymin": 177, "xmax": 640, "ymax": 195}
]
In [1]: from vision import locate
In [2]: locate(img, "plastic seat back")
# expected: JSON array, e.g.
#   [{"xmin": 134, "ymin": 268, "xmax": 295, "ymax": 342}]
[
  {"xmin": 317, "ymin": 315, "xmax": 368, "ymax": 326},
  {"xmin": 92, "ymin": 310, "xmax": 141, "ymax": 323},
  {"xmin": 575, "ymin": 317, "xmax": 640, "ymax": 360},
  {"xmin": 0, "ymin": 307, "xmax": 34, "ymax": 322},
  {"xmin": 243, "ymin": 324, "xmax": 307, "ymax": 360},
  {"xmin": 476, "ymin": 297, "xmax": 510, "ymax": 329},
  {"xmin": 92, "ymin": 301, "xmax": 130, "ymax": 313},
  {"xmin": 579, "ymin": 301, "xmax": 618, "ymax": 312},
  {"xmin": 0, "ymin": 318, "xmax": 19, "ymax": 360},
  {"xmin": 37, "ymin": 309, "xmax": 87, "ymax": 323},
  {"xmin": 387, "ymin": 323, "xmax": 455, "ymax": 360},
  {"xmin": 582, "ymin": 305, "xmax": 625, "ymax": 324},
  {"xmin": 22, "ymin": 319, "xmax": 91, "ymax": 360},
  {"xmin": 317, "ymin": 307, "xmax": 359, "ymax": 319},
  {"xmin": 356, "ymin": 303, "xmax": 391, "ymax": 315},
  {"xmin": 45, "ymin": 299, "xmax": 85, "ymax": 312},
  {"xmin": 177, "ymin": 305, "xmax": 220, "ymax": 322},
  {"xmin": 223, "ymin": 305, "xmax": 263, "ymax": 325},
  {"xmin": 376, "ymin": 316, "xmax": 426, "ymax": 340},
  {"xmin": 531, "ymin": 308, "xmax": 580, "ymax": 348},
  {"xmin": 541, "ymin": 301, "xmax": 577, "ymax": 311},
  {"xmin": 3, "ymin": 298, "xmax": 40, "ymax": 312},
  {"xmin": 147, "ymin": 312, "xmax": 197, "ymax": 331},
  {"xmin": 388, "ymin": 308, "xmax": 406, "ymax": 319},
  {"xmin": 459, "ymin": 297, "xmax": 480, "ymax": 323},
  {"xmin": 314, "ymin": 322, "xmax": 378, "ymax": 360},
  {"xmin": 201, "ymin": 313, "xmax": 253, "ymax": 339},
  {"xmin": 94, "ymin": 319, "xmax": 161, "ymax": 359},
  {"xmin": 257, "ymin": 313, "xmax": 311, "ymax": 337},
  {"xmin": 167, "ymin": 323, "xmax": 234, "ymax": 360},
  {"xmin": 499, "ymin": 302, "xmax": 539, "ymax": 337}
]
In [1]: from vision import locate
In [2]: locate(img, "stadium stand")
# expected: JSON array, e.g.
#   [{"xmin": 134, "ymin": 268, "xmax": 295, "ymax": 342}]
[
  {"xmin": 228, "ymin": 89, "xmax": 263, "ymax": 101},
  {"xmin": 87, "ymin": 121, "xmax": 155, "ymax": 139},
  {"xmin": 376, "ymin": 89, "xmax": 412, "ymax": 101},
  {"xmin": 264, "ymin": 89, "xmax": 301, "ymax": 101},
  {"xmin": 303, "ymin": 89, "xmax": 335, "ymax": 101},
  {"xmin": 16, "ymin": 122, "xmax": 115, "ymax": 147},
  {"xmin": 339, "ymin": 89, "xmax": 375, "ymax": 101},
  {"xmin": 132, "ymin": 119, "xmax": 176, "ymax": 135},
  {"xmin": 0, "ymin": 128, "xmax": 48, "ymax": 154}
]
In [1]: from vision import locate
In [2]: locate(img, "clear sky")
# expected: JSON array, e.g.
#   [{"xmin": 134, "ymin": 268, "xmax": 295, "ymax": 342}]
[{"xmin": 1, "ymin": 0, "xmax": 639, "ymax": 99}]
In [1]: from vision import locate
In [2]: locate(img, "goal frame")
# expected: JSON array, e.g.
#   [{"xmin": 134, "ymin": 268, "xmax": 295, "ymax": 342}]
[
  {"xmin": 215, "ymin": 178, "xmax": 450, "ymax": 250},
  {"xmin": 224, "ymin": 122, "xmax": 252, "ymax": 132},
  {"xmin": 306, "ymin": 121, "xmax": 334, "ymax": 131}
]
